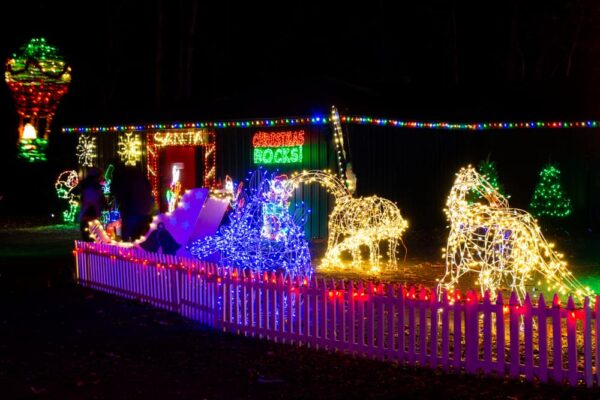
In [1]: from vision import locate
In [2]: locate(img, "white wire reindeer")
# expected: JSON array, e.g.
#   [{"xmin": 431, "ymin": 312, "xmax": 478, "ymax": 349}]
[
  {"xmin": 438, "ymin": 165, "xmax": 593, "ymax": 303},
  {"xmin": 291, "ymin": 170, "xmax": 408, "ymax": 273}
]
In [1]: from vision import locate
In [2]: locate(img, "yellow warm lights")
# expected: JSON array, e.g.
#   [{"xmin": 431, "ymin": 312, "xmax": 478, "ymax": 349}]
[
  {"xmin": 291, "ymin": 170, "xmax": 408, "ymax": 274},
  {"xmin": 438, "ymin": 166, "xmax": 593, "ymax": 304},
  {"xmin": 22, "ymin": 123, "xmax": 37, "ymax": 139},
  {"xmin": 117, "ymin": 132, "xmax": 142, "ymax": 166},
  {"xmin": 76, "ymin": 134, "xmax": 97, "ymax": 167}
]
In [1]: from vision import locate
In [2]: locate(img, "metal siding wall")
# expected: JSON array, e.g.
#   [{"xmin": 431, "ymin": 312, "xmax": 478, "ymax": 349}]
[
  {"xmin": 216, "ymin": 125, "xmax": 335, "ymax": 239},
  {"xmin": 90, "ymin": 123, "xmax": 600, "ymax": 234},
  {"xmin": 344, "ymin": 124, "xmax": 600, "ymax": 229}
]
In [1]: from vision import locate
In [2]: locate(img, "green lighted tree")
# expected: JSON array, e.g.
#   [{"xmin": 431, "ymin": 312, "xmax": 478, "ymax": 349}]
[
  {"xmin": 469, "ymin": 156, "xmax": 507, "ymax": 203},
  {"xmin": 477, "ymin": 157, "xmax": 505, "ymax": 197},
  {"xmin": 529, "ymin": 163, "xmax": 572, "ymax": 218}
]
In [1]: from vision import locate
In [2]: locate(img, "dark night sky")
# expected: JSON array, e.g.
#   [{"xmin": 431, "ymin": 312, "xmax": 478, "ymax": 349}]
[
  {"xmin": 2, "ymin": 1, "xmax": 599, "ymax": 123},
  {"xmin": 1, "ymin": 0, "xmax": 600, "ymax": 215}
]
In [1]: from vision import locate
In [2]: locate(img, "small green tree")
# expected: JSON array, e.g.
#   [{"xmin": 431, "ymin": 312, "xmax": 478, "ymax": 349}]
[
  {"xmin": 468, "ymin": 156, "xmax": 507, "ymax": 204},
  {"xmin": 529, "ymin": 163, "xmax": 572, "ymax": 218},
  {"xmin": 477, "ymin": 157, "xmax": 505, "ymax": 197}
]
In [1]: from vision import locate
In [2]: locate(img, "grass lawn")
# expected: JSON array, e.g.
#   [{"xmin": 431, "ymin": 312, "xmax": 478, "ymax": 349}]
[{"xmin": 1, "ymin": 223, "xmax": 600, "ymax": 399}]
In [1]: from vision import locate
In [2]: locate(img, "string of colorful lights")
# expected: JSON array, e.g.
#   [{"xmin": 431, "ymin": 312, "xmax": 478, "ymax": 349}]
[{"xmin": 62, "ymin": 116, "xmax": 598, "ymax": 133}]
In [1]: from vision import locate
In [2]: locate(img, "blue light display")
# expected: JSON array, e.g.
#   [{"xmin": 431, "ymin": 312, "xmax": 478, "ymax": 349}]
[{"xmin": 188, "ymin": 169, "xmax": 313, "ymax": 277}]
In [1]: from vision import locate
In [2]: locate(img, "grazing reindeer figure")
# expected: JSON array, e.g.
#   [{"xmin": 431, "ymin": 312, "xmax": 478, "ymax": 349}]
[
  {"xmin": 291, "ymin": 170, "xmax": 408, "ymax": 273},
  {"xmin": 438, "ymin": 165, "xmax": 593, "ymax": 304}
]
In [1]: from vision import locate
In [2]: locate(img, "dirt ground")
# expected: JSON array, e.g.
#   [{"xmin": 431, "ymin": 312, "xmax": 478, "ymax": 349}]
[{"xmin": 1, "ymin": 223, "xmax": 600, "ymax": 399}]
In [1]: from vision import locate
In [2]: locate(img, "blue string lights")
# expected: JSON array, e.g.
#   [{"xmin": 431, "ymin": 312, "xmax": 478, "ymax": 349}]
[{"xmin": 188, "ymin": 169, "xmax": 313, "ymax": 277}]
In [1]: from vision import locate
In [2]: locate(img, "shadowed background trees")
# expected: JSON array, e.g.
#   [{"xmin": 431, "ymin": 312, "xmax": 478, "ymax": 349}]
[{"xmin": 1, "ymin": 0, "xmax": 600, "ymax": 217}]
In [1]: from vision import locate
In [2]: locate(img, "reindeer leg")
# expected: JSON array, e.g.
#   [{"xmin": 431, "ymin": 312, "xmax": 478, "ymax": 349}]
[{"xmin": 389, "ymin": 238, "xmax": 398, "ymax": 270}]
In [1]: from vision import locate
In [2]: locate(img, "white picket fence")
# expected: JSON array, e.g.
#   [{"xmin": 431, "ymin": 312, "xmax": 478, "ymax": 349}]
[{"xmin": 74, "ymin": 241, "xmax": 600, "ymax": 387}]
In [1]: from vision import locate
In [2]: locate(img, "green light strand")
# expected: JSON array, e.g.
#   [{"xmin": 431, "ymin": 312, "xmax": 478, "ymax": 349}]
[
  {"xmin": 18, "ymin": 138, "xmax": 48, "ymax": 162},
  {"xmin": 530, "ymin": 164, "xmax": 572, "ymax": 218}
]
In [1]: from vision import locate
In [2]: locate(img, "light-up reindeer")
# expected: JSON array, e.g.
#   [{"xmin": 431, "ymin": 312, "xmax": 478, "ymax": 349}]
[
  {"xmin": 290, "ymin": 170, "xmax": 408, "ymax": 273},
  {"xmin": 438, "ymin": 165, "xmax": 593, "ymax": 303}
]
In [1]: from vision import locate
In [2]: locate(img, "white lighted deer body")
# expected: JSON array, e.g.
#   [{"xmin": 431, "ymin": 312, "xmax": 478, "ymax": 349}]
[
  {"xmin": 291, "ymin": 170, "xmax": 408, "ymax": 273},
  {"xmin": 438, "ymin": 166, "xmax": 592, "ymax": 303}
]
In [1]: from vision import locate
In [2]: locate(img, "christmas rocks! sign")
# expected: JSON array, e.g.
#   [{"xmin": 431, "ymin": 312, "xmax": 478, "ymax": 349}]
[{"xmin": 252, "ymin": 130, "xmax": 304, "ymax": 164}]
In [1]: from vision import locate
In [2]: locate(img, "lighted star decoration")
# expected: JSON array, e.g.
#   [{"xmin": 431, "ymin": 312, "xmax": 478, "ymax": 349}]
[
  {"xmin": 55, "ymin": 170, "xmax": 79, "ymax": 223},
  {"xmin": 189, "ymin": 169, "xmax": 313, "ymax": 277},
  {"xmin": 438, "ymin": 165, "xmax": 593, "ymax": 304},
  {"xmin": 117, "ymin": 132, "xmax": 142, "ymax": 166},
  {"xmin": 76, "ymin": 134, "xmax": 96, "ymax": 167},
  {"xmin": 290, "ymin": 170, "xmax": 408, "ymax": 274}
]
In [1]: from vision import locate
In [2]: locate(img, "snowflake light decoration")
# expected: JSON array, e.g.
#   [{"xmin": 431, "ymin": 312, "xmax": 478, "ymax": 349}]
[
  {"xmin": 438, "ymin": 165, "xmax": 593, "ymax": 304},
  {"xmin": 76, "ymin": 134, "xmax": 96, "ymax": 167},
  {"xmin": 117, "ymin": 132, "xmax": 142, "ymax": 166},
  {"xmin": 189, "ymin": 169, "xmax": 312, "ymax": 277},
  {"xmin": 290, "ymin": 170, "xmax": 408, "ymax": 274}
]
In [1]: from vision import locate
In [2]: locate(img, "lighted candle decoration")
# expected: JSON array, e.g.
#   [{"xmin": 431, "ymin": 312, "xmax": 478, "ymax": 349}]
[
  {"xmin": 290, "ymin": 170, "xmax": 408, "ymax": 274},
  {"xmin": 189, "ymin": 170, "xmax": 312, "ymax": 277},
  {"xmin": 438, "ymin": 166, "xmax": 593, "ymax": 304}
]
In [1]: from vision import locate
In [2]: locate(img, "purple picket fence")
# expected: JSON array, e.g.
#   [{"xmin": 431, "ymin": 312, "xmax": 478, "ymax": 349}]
[{"xmin": 74, "ymin": 241, "xmax": 599, "ymax": 387}]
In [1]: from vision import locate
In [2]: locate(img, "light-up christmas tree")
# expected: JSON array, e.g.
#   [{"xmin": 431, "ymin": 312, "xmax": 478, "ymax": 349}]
[
  {"xmin": 477, "ymin": 158, "xmax": 505, "ymax": 197},
  {"xmin": 468, "ymin": 157, "xmax": 507, "ymax": 204},
  {"xmin": 530, "ymin": 164, "xmax": 572, "ymax": 218}
]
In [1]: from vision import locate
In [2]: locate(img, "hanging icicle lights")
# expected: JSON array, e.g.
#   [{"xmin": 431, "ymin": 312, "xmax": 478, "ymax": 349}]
[
  {"xmin": 63, "ymin": 116, "xmax": 598, "ymax": 134},
  {"xmin": 290, "ymin": 170, "xmax": 408, "ymax": 274},
  {"xmin": 189, "ymin": 169, "xmax": 312, "ymax": 277},
  {"xmin": 438, "ymin": 166, "xmax": 593, "ymax": 304}
]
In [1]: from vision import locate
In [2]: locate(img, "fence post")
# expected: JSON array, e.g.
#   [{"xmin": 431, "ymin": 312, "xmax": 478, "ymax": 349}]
[
  {"xmin": 482, "ymin": 291, "xmax": 492, "ymax": 374},
  {"xmin": 583, "ymin": 297, "xmax": 592, "ymax": 388},
  {"xmin": 408, "ymin": 286, "xmax": 416, "ymax": 365},
  {"xmin": 566, "ymin": 296, "xmax": 578, "ymax": 386},
  {"xmin": 397, "ymin": 285, "xmax": 405, "ymax": 363},
  {"xmin": 523, "ymin": 294, "xmax": 533, "ymax": 381},
  {"xmin": 509, "ymin": 291, "xmax": 520, "ymax": 379},
  {"xmin": 440, "ymin": 289, "xmax": 449, "ymax": 370},
  {"xmin": 170, "ymin": 261, "xmax": 181, "ymax": 314},
  {"xmin": 452, "ymin": 290, "xmax": 462, "ymax": 371},
  {"xmin": 387, "ymin": 284, "xmax": 396, "ymax": 360},
  {"xmin": 465, "ymin": 290, "xmax": 478, "ymax": 374},
  {"xmin": 595, "ymin": 296, "xmax": 600, "ymax": 386},
  {"xmin": 213, "ymin": 265, "xmax": 223, "ymax": 330},
  {"xmin": 495, "ymin": 291, "xmax": 505, "ymax": 376},
  {"xmin": 429, "ymin": 290, "xmax": 438, "ymax": 368},
  {"xmin": 552, "ymin": 294, "xmax": 563, "ymax": 383},
  {"xmin": 537, "ymin": 293, "xmax": 548, "ymax": 383},
  {"xmin": 418, "ymin": 287, "xmax": 428, "ymax": 367}
]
